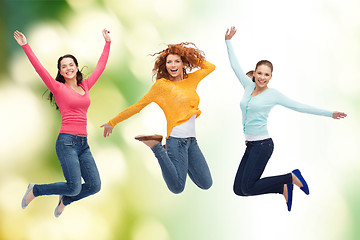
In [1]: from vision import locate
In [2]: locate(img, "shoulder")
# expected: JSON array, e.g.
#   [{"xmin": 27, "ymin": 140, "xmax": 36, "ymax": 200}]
[
  {"xmin": 79, "ymin": 80, "xmax": 90, "ymax": 90},
  {"xmin": 154, "ymin": 78, "xmax": 168, "ymax": 86},
  {"xmin": 267, "ymin": 88, "xmax": 281, "ymax": 95},
  {"xmin": 147, "ymin": 79, "xmax": 167, "ymax": 92}
]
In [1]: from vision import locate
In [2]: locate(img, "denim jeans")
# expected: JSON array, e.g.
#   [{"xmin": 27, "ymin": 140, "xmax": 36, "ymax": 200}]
[
  {"xmin": 32, "ymin": 134, "xmax": 101, "ymax": 205},
  {"xmin": 233, "ymin": 138, "xmax": 292, "ymax": 196},
  {"xmin": 151, "ymin": 137, "xmax": 212, "ymax": 194}
]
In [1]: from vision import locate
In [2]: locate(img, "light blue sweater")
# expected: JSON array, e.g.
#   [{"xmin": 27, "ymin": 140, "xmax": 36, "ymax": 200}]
[{"xmin": 225, "ymin": 40, "xmax": 333, "ymax": 136}]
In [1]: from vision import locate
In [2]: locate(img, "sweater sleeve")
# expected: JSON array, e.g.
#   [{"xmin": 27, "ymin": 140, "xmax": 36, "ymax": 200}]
[
  {"xmin": 21, "ymin": 43, "xmax": 59, "ymax": 93},
  {"xmin": 84, "ymin": 41, "xmax": 111, "ymax": 90},
  {"xmin": 108, "ymin": 89, "xmax": 154, "ymax": 127},
  {"xmin": 225, "ymin": 40, "xmax": 253, "ymax": 89},
  {"xmin": 193, "ymin": 60, "xmax": 216, "ymax": 80},
  {"xmin": 275, "ymin": 90, "xmax": 333, "ymax": 117}
]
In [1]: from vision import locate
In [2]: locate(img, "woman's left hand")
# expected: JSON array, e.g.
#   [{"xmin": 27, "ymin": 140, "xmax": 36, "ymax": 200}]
[
  {"xmin": 332, "ymin": 111, "xmax": 347, "ymax": 119},
  {"xmin": 102, "ymin": 28, "xmax": 111, "ymax": 42}
]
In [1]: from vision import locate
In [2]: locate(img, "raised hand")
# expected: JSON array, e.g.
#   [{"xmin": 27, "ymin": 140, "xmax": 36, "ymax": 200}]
[
  {"xmin": 100, "ymin": 123, "xmax": 114, "ymax": 137},
  {"xmin": 102, "ymin": 28, "xmax": 111, "ymax": 42},
  {"xmin": 332, "ymin": 111, "xmax": 347, "ymax": 120},
  {"xmin": 225, "ymin": 26, "xmax": 237, "ymax": 40},
  {"xmin": 14, "ymin": 30, "xmax": 27, "ymax": 46}
]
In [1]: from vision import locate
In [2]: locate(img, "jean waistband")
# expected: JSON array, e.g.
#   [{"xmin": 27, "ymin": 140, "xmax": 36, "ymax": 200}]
[
  {"xmin": 245, "ymin": 138, "xmax": 272, "ymax": 145},
  {"xmin": 58, "ymin": 133, "xmax": 88, "ymax": 140},
  {"xmin": 167, "ymin": 136, "xmax": 196, "ymax": 140},
  {"xmin": 167, "ymin": 136, "xmax": 197, "ymax": 144}
]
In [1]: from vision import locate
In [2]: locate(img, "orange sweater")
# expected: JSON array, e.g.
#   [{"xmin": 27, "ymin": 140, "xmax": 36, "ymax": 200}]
[{"xmin": 108, "ymin": 60, "xmax": 216, "ymax": 138}]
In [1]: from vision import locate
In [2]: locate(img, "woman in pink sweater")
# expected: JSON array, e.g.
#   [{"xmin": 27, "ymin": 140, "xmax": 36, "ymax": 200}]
[{"xmin": 14, "ymin": 29, "xmax": 111, "ymax": 217}]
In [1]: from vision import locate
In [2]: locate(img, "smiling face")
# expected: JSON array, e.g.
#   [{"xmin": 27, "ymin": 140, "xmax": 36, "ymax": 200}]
[
  {"xmin": 254, "ymin": 64, "xmax": 272, "ymax": 89},
  {"xmin": 59, "ymin": 57, "xmax": 78, "ymax": 81},
  {"xmin": 166, "ymin": 54, "xmax": 184, "ymax": 81}
]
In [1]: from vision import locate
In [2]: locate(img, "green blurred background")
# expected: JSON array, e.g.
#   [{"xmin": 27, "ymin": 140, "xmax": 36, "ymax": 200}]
[{"xmin": 1, "ymin": 0, "xmax": 359, "ymax": 239}]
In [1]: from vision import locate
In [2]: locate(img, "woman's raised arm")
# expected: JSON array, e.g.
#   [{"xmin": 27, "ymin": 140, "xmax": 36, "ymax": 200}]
[
  {"xmin": 14, "ymin": 30, "xmax": 59, "ymax": 92},
  {"xmin": 85, "ymin": 28, "xmax": 111, "ymax": 89},
  {"xmin": 225, "ymin": 26, "xmax": 253, "ymax": 89}
]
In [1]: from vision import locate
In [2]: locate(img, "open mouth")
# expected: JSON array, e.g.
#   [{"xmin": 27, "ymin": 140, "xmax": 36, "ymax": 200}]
[{"xmin": 170, "ymin": 69, "xmax": 178, "ymax": 75}]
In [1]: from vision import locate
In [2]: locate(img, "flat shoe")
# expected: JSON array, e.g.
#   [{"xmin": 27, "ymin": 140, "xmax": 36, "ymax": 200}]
[
  {"xmin": 135, "ymin": 134, "xmax": 163, "ymax": 142},
  {"xmin": 286, "ymin": 184, "xmax": 294, "ymax": 212},
  {"xmin": 292, "ymin": 169, "xmax": 310, "ymax": 195},
  {"xmin": 54, "ymin": 195, "xmax": 64, "ymax": 218},
  {"xmin": 21, "ymin": 183, "xmax": 35, "ymax": 209}
]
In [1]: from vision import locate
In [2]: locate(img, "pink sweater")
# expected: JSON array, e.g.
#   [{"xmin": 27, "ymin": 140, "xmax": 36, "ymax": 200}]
[{"xmin": 22, "ymin": 41, "xmax": 111, "ymax": 135}]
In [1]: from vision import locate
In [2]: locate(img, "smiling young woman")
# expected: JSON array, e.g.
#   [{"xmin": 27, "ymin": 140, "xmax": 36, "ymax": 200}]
[
  {"xmin": 15, "ymin": 28, "xmax": 111, "ymax": 217},
  {"xmin": 166, "ymin": 54, "xmax": 185, "ymax": 81},
  {"xmin": 225, "ymin": 26, "xmax": 347, "ymax": 211},
  {"xmin": 101, "ymin": 42, "xmax": 216, "ymax": 194}
]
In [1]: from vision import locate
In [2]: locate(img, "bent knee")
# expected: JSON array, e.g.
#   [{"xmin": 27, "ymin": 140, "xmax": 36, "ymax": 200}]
[
  {"xmin": 91, "ymin": 181, "xmax": 101, "ymax": 194},
  {"xmin": 240, "ymin": 185, "xmax": 254, "ymax": 196},
  {"xmin": 168, "ymin": 184, "xmax": 185, "ymax": 194},
  {"xmin": 233, "ymin": 188, "xmax": 246, "ymax": 196},
  {"xmin": 87, "ymin": 179, "xmax": 101, "ymax": 195},
  {"xmin": 200, "ymin": 179, "xmax": 212, "ymax": 190},
  {"xmin": 67, "ymin": 182, "xmax": 82, "ymax": 196},
  {"xmin": 233, "ymin": 184, "xmax": 249, "ymax": 196}
]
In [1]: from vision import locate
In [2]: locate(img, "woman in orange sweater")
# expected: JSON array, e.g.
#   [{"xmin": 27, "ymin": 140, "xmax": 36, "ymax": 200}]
[{"xmin": 101, "ymin": 42, "xmax": 215, "ymax": 194}]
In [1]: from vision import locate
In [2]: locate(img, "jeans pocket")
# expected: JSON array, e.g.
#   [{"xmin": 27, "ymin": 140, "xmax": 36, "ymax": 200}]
[
  {"xmin": 58, "ymin": 138, "xmax": 75, "ymax": 148},
  {"xmin": 177, "ymin": 139, "xmax": 188, "ymax": 148},
  {"xmin": 63, "ymin": 141, "xmax": 74, "ymax": 146}
]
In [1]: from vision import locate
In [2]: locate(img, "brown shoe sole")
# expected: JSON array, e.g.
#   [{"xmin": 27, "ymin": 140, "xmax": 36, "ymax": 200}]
[{"xmin": 134, "ymin": 134, "xmax": 163, "ymax": 142}]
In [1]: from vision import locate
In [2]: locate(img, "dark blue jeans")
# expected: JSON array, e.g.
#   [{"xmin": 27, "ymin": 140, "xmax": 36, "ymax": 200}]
[
  {"xmin": 32, "ymin": 134, "xmax": 101, "ymax": 205},
  {"xmin": 151, "ymin": 137, "xmax": 213, "ymax": 194},
  {"xmin": 233, "ymin": 138, "xmax": 292, "ymax": 196}
]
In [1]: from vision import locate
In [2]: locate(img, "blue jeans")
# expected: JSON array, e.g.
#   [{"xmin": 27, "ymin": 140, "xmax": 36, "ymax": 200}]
[
  {"xmin": 233, "ymin": 138, "xmax": 292, "ymax": 196},
  {"xmin": 32, "ymin": 134, "xmax": 101, "ymax": 205},
  {"xmin": 151, "ymin": 137, "xmax": 212, "ymax": 194}
]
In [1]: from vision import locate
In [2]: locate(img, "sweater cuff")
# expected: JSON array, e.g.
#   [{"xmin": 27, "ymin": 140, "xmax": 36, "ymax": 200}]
[{"xmin": 108, "ymin": 120, "xmax": 116, "ymax": 127}]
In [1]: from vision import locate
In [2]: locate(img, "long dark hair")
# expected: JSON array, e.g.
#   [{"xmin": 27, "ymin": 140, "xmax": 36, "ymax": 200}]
[{"xmin": 47, "ymin": 54, "xmax": 84, "ymax": 109}]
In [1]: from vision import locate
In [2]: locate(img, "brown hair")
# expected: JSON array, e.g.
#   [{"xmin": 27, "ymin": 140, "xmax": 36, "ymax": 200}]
[
  {"xmin": 246, "ymin": 70, "xmax": 254, "ymax": 80},
  {"xmin": 255, "ymin": 60, "xmax": 273, "ymax": 73},
  {"xmin": 151, "ymin": 42, "xmax": 206, "ymax": 80}
]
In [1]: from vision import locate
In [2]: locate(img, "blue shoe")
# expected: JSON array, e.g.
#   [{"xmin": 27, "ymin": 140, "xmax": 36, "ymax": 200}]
[
  {"xmin": 21, "ymin": 183, "xmax": 35, "ymax": 209},
  {"xmin": 286, "ymin": 184, "xmax": 293, "ymax": 211},
  {"xmin": 54, "ymin": 195, "xmax": 64, "ymax": 218},
  {"xmin": 292, "ymin": 169, "xmax": 310, "ymax": 195}
]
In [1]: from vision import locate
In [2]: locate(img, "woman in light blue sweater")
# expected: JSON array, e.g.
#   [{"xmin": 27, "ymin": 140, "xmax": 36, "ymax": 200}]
[{"xmin": 225, "ymin": 26, "xmax": 347, "ymax": 211}]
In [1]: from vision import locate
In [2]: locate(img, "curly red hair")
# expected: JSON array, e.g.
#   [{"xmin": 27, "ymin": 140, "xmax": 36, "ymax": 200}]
[{"xmin": 151, "ymin": 42, "xmax": 206, "ymax": 80}]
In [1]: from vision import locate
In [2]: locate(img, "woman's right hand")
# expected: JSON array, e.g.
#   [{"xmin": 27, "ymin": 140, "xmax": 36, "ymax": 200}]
[
  {"xmin": 225, "ymin": 26, "xmax": 237, "ymax": 40},
  {"xmin": 14, "ymin": 30, "xmax": 27, "ymax": 46},
  {"xmin": 100, "ymin": 123, "xmax": 114, "ymax": 138}
]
